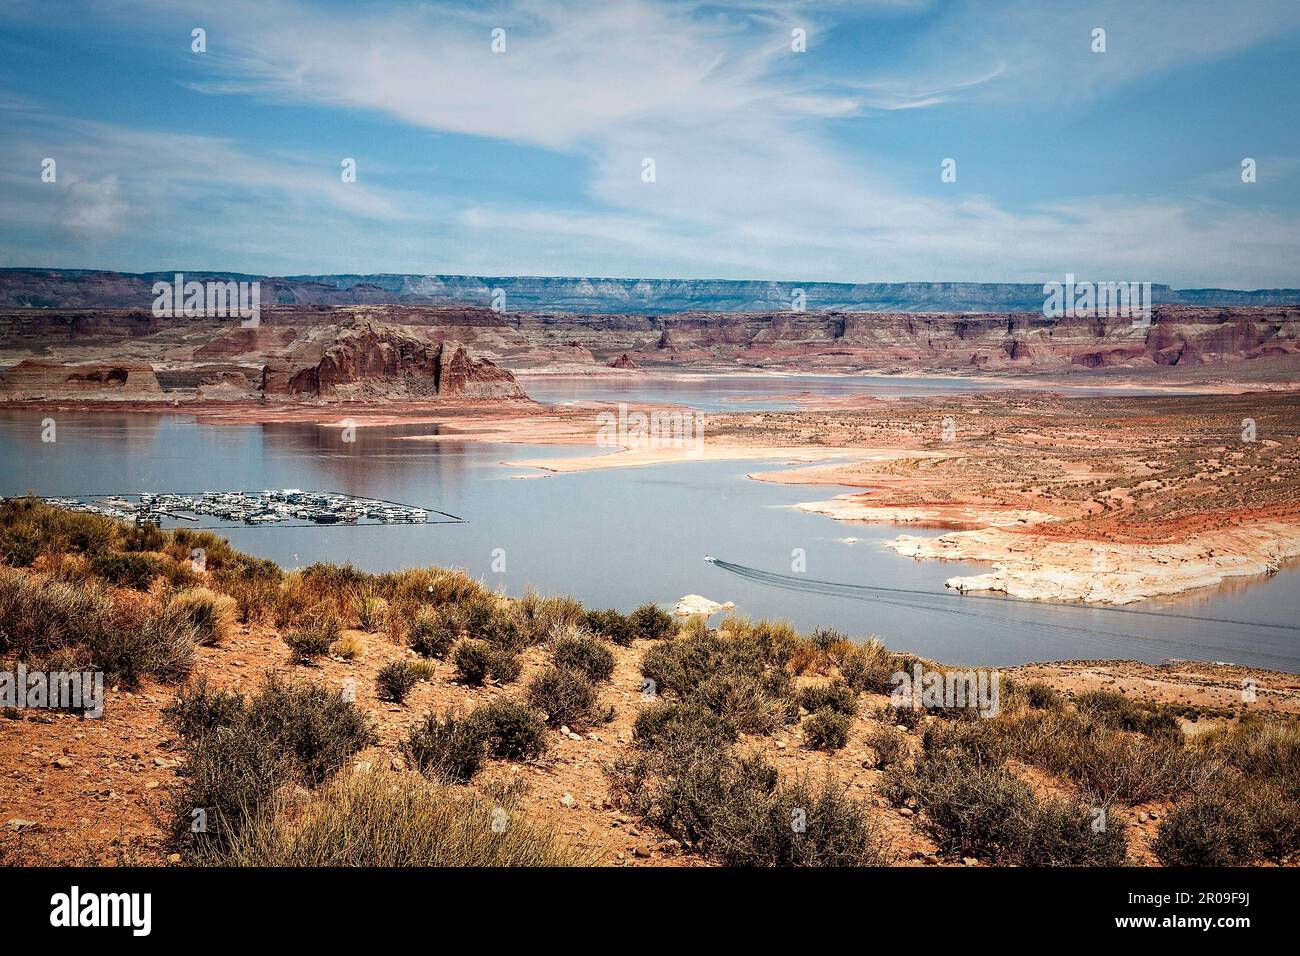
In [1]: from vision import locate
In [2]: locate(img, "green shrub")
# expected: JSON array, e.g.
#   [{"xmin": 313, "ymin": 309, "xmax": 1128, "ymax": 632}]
[
  {"xmin": 803, "ymin": 708, "xmax": 852, "ymax": 751},
  {"xmin": 552, "ymin": 628, "xmax": 616, "ymax": 682},
  {"xmin": 166, "ymin": 674, "xmax": 374, "ymax": 850},
  {"xmin": 408, "ymin": 606, "xmax": 458, "ymax": 659},
  {"xmin": 585, "ymin": 608, "xmax": 636, "ymax": 646},
  {"xmin": 808, "ymin": 626, "xmax": 846, "ymax": 651},
  {"xmin": 452, "ymin": 639, "xmax": 493, "ymax": 685},
  {"xmin": 629, "ymin": 603, "xmax": 674, "ymax": 641},
  {"xmin": 632, "ymin": 701, "xmax": 737, "ymax": 751},
  {"xmin": 403, "ymin": 710, "xmax": 485, "ymax": 783},
  {"xmin": 609, "ymin": 737, "xmax": 888, "ymax": 866},
  {"xmin": 468, "ymin": 698, "xmax": 549, "ymax": 761},
  {"xmin": 1153, "ymin": 789, "xmax": 1255, "ymax": 866},
  {"xmin": 377, "ymin": 660, "xmax": 420, "ymax": 704},
  {"xmin": 527, "ymin": 665, "xmax": 602, "ymax": 727},
  {"xmin": 797, "ymin": 681, "xmax": 858, "ymax": 717}
]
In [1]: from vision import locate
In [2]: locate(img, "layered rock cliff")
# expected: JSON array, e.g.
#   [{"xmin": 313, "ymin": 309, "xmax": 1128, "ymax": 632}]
[{"xmin": 261, "ymin": 321, "xmax": 526, "ymax": 399}]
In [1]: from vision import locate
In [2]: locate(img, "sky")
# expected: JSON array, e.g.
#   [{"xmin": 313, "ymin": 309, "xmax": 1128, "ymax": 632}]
[{"xmin": 1, "ymin": 0, "xmax": 1298, "ymax": 287}]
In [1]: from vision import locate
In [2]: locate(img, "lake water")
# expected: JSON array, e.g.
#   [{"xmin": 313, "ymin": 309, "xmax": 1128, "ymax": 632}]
[
  {"xmin": 2, "ymin": 376, "xmax": 1296, "ymax": 672},
  {"xmin": 520, "ymin": 372, "xmax": 1188, "ymax": 412}
]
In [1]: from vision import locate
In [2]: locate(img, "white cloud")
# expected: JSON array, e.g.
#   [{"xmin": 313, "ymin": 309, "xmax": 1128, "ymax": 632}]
[{"xmin": 2, "ymin": 0, "xmax": 1298, "ymax": 286}]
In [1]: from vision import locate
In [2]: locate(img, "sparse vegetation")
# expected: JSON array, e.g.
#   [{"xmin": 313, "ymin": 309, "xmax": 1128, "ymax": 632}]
[
  {"xmin": 551, "ymin": 627, "xmax": 616, "ymax": 682},
  {"xmin": 377, "ymin": 660, "xmax": 420, "ymax": 704},
  {"xmin": 527, "ymin": 665, "xmax": 604, "ymax": 727}
]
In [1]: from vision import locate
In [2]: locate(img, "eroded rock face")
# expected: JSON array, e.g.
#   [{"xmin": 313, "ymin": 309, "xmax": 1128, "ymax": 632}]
[
  {"xmin": 262, "ymin": 321, "xmax": 525, "ymax": 399},
  {"xmin": 608, "ymin": 353, "xmax": 640, "ymax": 369},
  {"xmin": 0, "ymin": 360, "xmax": 161, "ymax": 398}
]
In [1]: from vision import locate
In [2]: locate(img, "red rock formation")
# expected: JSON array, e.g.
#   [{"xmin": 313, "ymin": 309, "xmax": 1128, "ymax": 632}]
[
  {"xmin": 262, "ymin": 321, "xmax": 525, "ymax": 400},
  {"xmin": 608, "ymin": 353, "xmax": 641, "ymax": 369},
  {"xmin": 0, "ymin": 360, "xmax": 162, "ymax": 398}
]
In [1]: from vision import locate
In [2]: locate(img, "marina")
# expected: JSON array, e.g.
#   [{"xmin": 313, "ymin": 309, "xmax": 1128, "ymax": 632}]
[{"xmin": 8, "ymin": 490, "xmax": 455, "ymax": 528}]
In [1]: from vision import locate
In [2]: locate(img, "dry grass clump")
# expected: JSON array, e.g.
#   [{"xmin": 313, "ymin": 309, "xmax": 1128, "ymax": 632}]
[
  {"xmin": 193, "ymin": 770, "xmax": 592, "ymax": 867},
  {"xmin": 0, "ymin": 566, "xmax": 198, "ymax": 687},
  {"xmin": 376, "ymin": 660, "xmax": 420, "ymax": 704},
  {"xmin": 166, "ymin": 587, "xmax": 237, "ymax": 646},
  {"xmin": 0, "ymin": 496, "xmax": 121, "ymax": 566}
]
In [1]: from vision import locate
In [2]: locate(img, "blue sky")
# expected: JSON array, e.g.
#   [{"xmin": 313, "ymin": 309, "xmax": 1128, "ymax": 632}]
[{"xmin": 1, "ymin": 0, "xmax": 1298, "ymax": 286}]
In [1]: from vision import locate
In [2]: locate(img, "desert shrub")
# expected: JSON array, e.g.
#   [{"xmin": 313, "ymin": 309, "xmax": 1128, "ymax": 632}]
[
  {"xmin": 219, "ymin": 575, "xmax": 281, "ymax": 626},
  {"xmin": 283, "ymin": 626, "xmax": 334, "ymax": 665},
  {"xmin": 876, "ymin": 702, "xmax": 925, "ymax": 730},
  {"xmin": 0, "ymin": 567, "xmax": 111, "ymax": 660},
  {"xmin": 836, "ymin": 638, "xmax": 899, "ymax": 694},
  {"xmin": 584, "ymin": 608, "xmax": 635, "ymax": 646},
  {"xmin": 193, "ymin": 770, "xmax": 590, "ymax": 866},
  {"xmin": 403, "ymin": 710, "xmax": 485, "ymax": 783},
  {"xmin": 452, "ymin": 639, "xmax": 520, "ymax": 686},
  {"xmin": 632, "ymin": 701, "xmax": 737, "ymax": 751},
  {"xmin": 1202, "ymin": 717, "xmax": 1300, "ymax": 782},
  {"xmin": 863, "ymin": 726, "xmax": 905, "ymax": 769},
  {"xmin": 167, "ymin": 587, "xmax": 237, "ymax": 646},
  {"xmin": 452, "ymin": 639, "xmax": 493, "ymax": 685},
  {"xmin": 1075, "ymin": 689, "xmax": 1181, "ymax": 739},
  {"xmin": 92, "ymin": 602, "xmax": 197, "ymax": 687},
  {"xmin": 797, "ymin": 681, "xmax": 858, "ymax": 717},
  {"xmin": 166, "ymin": 674, "xmax": 374, "ymax": 849},
  {"xmin": 1153, "ymin": 789, "xmax": 1256, "ymax": 866},
  {"xmin": 803, "ymin": 708, "xmax": 852, "ymax": 750},
  {"xmin": 407, "ymin": 605, "xmax": 459, "ymax": 659},
  {"xmin": 552, "ymin": 628, "xmax": 616, "ymax": 682},
  {"xmin": 0, "ymin": 497, "xmax": 120, "ymax": 565},
  {"xmin": 468, "ymin": 698, "xmax": 549, "ymax": 761},
  {"xmin": 629, "ymin": 602, "xmax": 674, "ymax": 641},
  {"xmin": 641, "ymin": 626, "xmax": 795, "ymax": 733},
  {"xmin": 609, "ymin": 738, "xmax": 888, "ymax": 866},
  {"xmin": 808, "ymin": 626, "xmax": 846, "ymax": 651},
  {"xmin": 1000, "ymin": 708, "xmax": 1210, "ymax": 805},
  {"xmin": 527, "ymin": 665, "xmax": 602, "ymax": 727},
  {"xmin": 353, "ymin": 589, "xmax": 387, "ymax": 632},
  {"xmin": 454, "ymin": 592, "xmax": 527, "ymax": 653},
  {"xmin": 1024, "ymin": 681, "xmax": 1064, "ymax": 710},
  {"xmin": 377, "ymin": 660, "xmax": 420, "ymax": 704},
  {"xmin": 122, "ymin": 522, "xmax": 167, "ymax": 553},
  {"xmin": 694, "ymin": 670, "xmax": 795, "ymax": 734},
  {"xmin": 516, "ymin": 589, "xmax": 586, "ymax": 644},
  {"xmin": 378, "ymin": 566, "xmax": 486, "ymax": 609},
  {"xmin": 89, "ymin": 552, "xmax": 167, "ymax": 590},
  {"xmin": 331, "ymin": 633, "xmax": 363, "ymax": 661},
  {"xmin": 884, "ymin": 751, "xmax": 1126, "ymax": 865}
]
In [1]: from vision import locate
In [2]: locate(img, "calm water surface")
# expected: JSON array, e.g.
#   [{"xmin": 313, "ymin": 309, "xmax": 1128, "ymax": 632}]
[{"xmin": 1, "ymin": 377, "xmax": 1295, "ymax": 672}]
